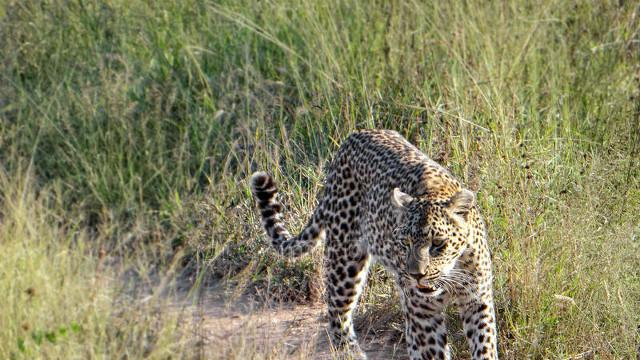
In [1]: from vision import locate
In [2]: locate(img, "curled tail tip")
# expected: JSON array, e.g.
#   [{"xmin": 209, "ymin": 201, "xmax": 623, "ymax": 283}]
[
  {"xmin": 251, "ymin": 171, "xmax": 278, "ymax": 203},
  {"xmin": 251, "ymin": 171, "xmax": 271, "ymax": 190}
]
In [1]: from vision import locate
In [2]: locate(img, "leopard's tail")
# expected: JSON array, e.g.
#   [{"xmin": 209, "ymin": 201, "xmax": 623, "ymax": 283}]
[{"xmin": 250, "ymin": 172, "xmax": 326, "ymax": 257}]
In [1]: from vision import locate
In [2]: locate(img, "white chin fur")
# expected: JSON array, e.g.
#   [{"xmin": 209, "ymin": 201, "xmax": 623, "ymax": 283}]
[{"xmin": 428, "ymin": 288, "xmax": 443, "ymax": 297}]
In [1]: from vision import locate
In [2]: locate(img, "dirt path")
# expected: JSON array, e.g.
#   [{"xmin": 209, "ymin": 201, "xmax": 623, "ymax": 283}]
[{"xmin": 172, "ymin": 288, "xmax": 408, "ymax": 359}]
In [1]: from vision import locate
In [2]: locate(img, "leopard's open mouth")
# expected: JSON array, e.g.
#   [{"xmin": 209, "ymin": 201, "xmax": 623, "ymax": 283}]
[{"xmin": 416, "ymin": 282, "xmax": 437, "ymax": 292}]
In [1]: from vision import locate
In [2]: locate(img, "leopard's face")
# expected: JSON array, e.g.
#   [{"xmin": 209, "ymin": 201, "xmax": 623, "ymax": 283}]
[{"xmin": 391, "ymin": 188, "xmax": 475, "ymax": 296}]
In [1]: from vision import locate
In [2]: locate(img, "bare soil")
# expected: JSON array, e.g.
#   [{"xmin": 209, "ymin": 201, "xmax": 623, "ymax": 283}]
[{"xmin": 172, "ymin": 287, "xmax": 409, "ymax": 359}]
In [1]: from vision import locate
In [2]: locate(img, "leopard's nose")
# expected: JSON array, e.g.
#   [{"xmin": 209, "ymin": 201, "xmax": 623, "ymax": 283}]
[
  {"xmin": 407, "ymin": 261, "xmax": 427, "ymax": 279},
  {"xmin": 406, "ymin": 251, "xmax": 428, "ymax": 278},
  {"xmin": 408, "ymin": 272, "xmax": 424, "ymax": 281}
]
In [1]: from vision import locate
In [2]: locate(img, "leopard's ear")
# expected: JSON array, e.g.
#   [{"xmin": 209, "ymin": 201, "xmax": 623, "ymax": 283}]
[
  {"xmin": 391, "ymin": 188, "xmax": 414, "ymax": 209},
  {"xmin": 446, "ymin": 189, "xmax": 475, "ymax": 225}
]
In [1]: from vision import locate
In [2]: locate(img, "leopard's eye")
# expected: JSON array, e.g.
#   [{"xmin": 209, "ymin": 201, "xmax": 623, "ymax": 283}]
[{"xmin": 432, "ymin": 237, "xmax": 446, "ymax": 248}]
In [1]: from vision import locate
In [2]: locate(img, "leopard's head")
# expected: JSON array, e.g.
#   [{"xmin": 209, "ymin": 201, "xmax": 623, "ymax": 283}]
[{"xmin": 391, "ymin": 187, "xmax": 476, "ymax": 296}]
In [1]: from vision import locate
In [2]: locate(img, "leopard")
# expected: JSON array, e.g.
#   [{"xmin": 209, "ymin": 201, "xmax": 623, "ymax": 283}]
[{"xmin": 250, "ymin": 129, "xmax": 498, "ymax": 359}]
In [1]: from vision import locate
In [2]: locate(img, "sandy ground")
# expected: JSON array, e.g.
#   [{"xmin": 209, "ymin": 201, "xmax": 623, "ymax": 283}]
[{"xmin": 171, "ymin": 288, "xmax": 408, "ymax": 359}]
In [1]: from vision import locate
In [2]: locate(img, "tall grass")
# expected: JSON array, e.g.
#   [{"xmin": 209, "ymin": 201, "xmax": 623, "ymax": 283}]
[
  {"xmin": 0, "ymin": 168, "xmax": 186, "ymax": 358},
  {"xmin": 1, "ymin": 0, "xmax": 639, "ymax": 358}
]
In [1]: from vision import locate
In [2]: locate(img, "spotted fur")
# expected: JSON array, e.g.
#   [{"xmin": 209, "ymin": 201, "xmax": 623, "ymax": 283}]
[{"xmin": 251, "ymin": 130, "xmax": 498, "ymax": 359}]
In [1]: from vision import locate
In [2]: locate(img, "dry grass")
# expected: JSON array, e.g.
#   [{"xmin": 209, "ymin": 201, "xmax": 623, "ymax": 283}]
[{"xmin": 0, "ymin": 168, "xmax": 190, "ymax": 359}]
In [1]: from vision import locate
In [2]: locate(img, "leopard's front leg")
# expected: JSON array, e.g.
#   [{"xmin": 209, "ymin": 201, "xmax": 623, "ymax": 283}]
[
  {"xmin": 401, "ymin": 287, "xmax": 451, "ymax": 360},
  {"xmin": 460, "ymin": 300, "xmax": 498, "ymax": 359}
]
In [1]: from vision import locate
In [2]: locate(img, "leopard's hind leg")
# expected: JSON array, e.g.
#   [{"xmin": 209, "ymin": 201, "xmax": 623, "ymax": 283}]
[
  {"xmin": 324, "ymin": 232, "xmax": 370, "ymax": 358},
  {"xmin": 323, "ymin": 181, "xmax": 370, "ymax": 358}
]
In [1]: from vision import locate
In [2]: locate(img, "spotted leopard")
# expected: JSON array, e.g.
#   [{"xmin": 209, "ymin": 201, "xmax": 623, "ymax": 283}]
[{"xmin": 250, "ymin": 129, "xmax": 498, "ymax": 359}]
